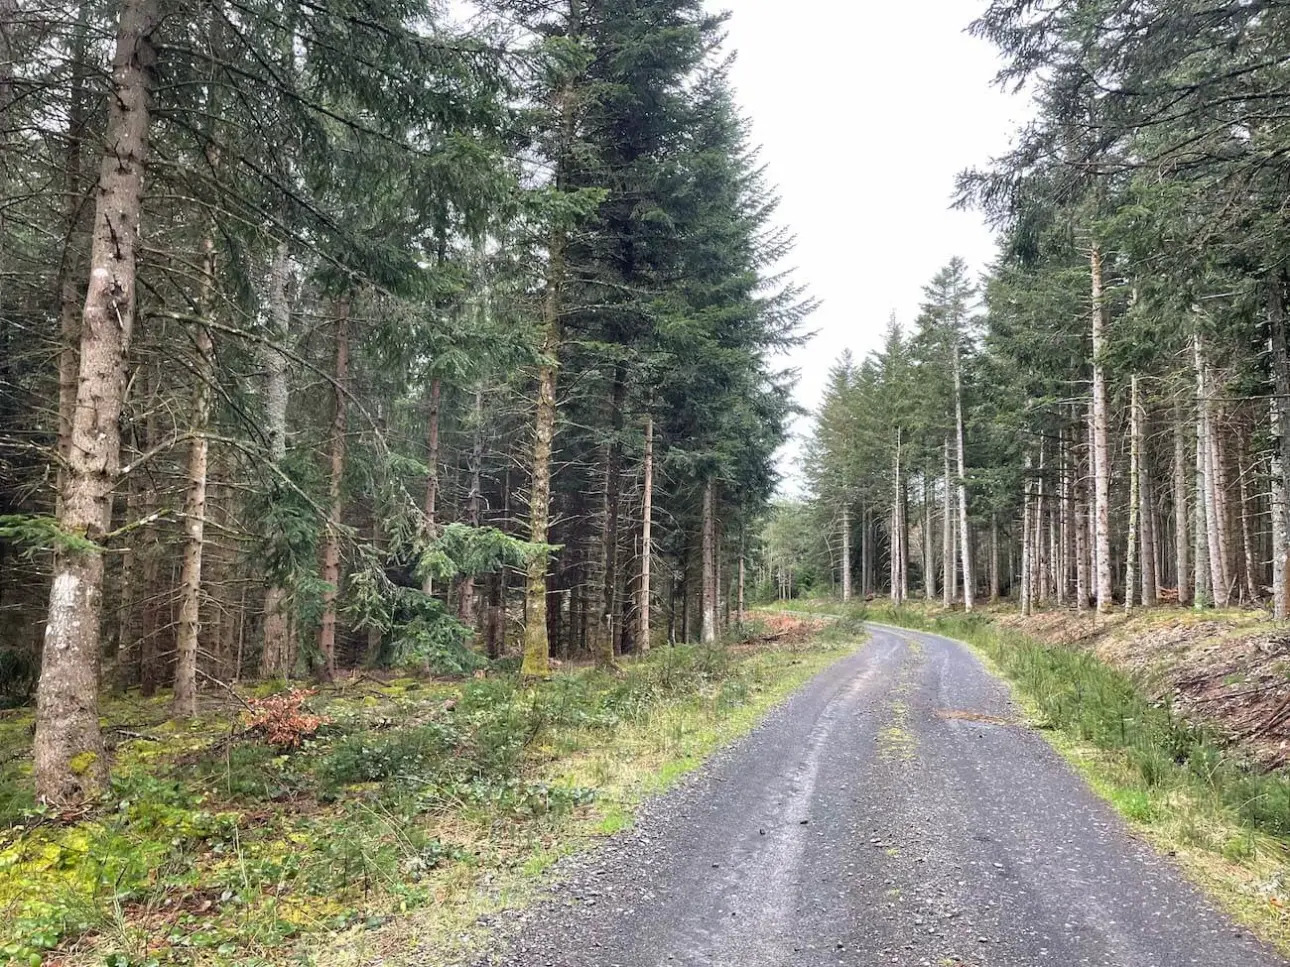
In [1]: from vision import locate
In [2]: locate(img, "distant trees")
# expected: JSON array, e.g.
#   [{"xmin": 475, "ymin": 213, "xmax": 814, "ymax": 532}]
[
  {"xmin": 795, "ymin": 2, "xmax": 1290, "ymax": 619},
  {"xmin": 0, "ymin": 0, "xmax": 806, "ymax": 801}
]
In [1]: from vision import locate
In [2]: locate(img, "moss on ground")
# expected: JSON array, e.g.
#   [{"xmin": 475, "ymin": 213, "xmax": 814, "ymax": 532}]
[{"xmin": 0, "ymin": 631, "xmax": 854, "ymax": 966}]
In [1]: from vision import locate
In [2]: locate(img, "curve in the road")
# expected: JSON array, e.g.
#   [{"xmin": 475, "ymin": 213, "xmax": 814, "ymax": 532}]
[{"xmin": 476, "ymin": 624, "xmax": 1285, "ymax": 967}]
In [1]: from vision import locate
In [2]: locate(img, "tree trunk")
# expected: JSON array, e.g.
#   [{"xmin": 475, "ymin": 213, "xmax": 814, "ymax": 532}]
[
  {"xmin": 841, "ymin": 501, "xmax": 852, "ymax": 602},
  {"xmin": 1138, "ymin": 392, "xmax": 1158, "ymax": 607},
  {"xmin": 701, "ymin": 477, "xmax": 717, "ymax": 641},
  {"xmin": 1172, "ymin": 409, "xmax": 1190, "ymax": 605},
  {"xmin": 1021, "ymin": 455, "xmax": 1033, "ymax": 616},
  {"xmin": 1273, "ymin": 395, "xmax": 1288, "ymax": 619},
  {"xmin": 55, "ymin": 5, "xmax": 91, "ymax": 500},
  {"xmin": 922, "ymin": 475, "xmax": 936, "ymax": 601},
  {"xmin": 638, "ymin": 415, "xmax": 653, "ymax": 651},
  {"xmin": 1125, "ymin": 376, "xmax": 1141, "ymax": 611},
  {"xmin": 318, "ymin": 299, "xmax": 350, "ymax": 681},
  {"xmin": 596, "ymin": 366, "xmax": 626, "ymax": 664},
  {"xmin": 1268, "ymin": 278, "xmax": 1290, "ymax": 617},
  {"xmin": 990, "ymin": 513, "xmax": 1000, "ymax": 601},
  {"xmin": 457, "ymin": 384, "xmax": 485, "ymax": 629},
  {"xmin": 174, "ymin": 229, "xmax": 216, "ymax": 717},
  {"xmin": 942, "ymin": 439, "xmax": 954, "ymax": 607},
  {"xmin": 421, "ymin": 376, "xmax": 442, "ymax": 595},
  {"xmin": 1237, "ymin": 430, "xmax": 1259, "ymax": 604},
  {"xmin": 259, "ymin": 240, "xmax": 293, "ymax": 677},
  {"xmin": 1091, "ymin": 244, "xmax": 1114, "ymax": 612},
  {"xmin": 34, "ymin": 0, "xmax": 159, "ymax": 803},
  {"xmin": 891, "ymin": 433, "xmax": 904, "ymax": 606},
  {"xmin": 1195, "ymin": 334, "xmax": 1228, "ymax": 607},
  {"xmin": 1194, "ymin": 393, "xmax": 1213, "ymax": 609},
  {"xmin": 954, "ymin": 343, "xmax": 974, "ymax": 611}
]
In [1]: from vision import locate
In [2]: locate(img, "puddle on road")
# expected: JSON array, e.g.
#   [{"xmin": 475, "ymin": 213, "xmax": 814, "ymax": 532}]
[{"xmin": 935, "ymin": 708, "xmax": 1015, "ymax": 727}]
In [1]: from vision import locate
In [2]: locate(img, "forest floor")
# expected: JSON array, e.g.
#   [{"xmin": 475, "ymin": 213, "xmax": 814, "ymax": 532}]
[
  {"xmin": 0, "ymin": 614, "xmax": 846, "ymax": 967},
  {"xmin": 469, "ymin": 620, "xmax": 1285, "ymax": 966},
  {"xmin": 993, "ymin": 606, "xmax": 1290, "ymax": 767}
]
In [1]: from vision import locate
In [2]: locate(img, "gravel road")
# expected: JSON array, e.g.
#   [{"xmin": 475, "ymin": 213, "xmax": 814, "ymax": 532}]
[{"xmin": 474, "ymin": 624, "xmax": 1286, "ymax": 967}]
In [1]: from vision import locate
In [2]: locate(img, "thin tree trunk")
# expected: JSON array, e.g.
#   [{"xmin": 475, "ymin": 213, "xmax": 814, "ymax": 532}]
[
  {"xmin": 1091, "ymin": 244, "xmax": 1114, "ymax": 612},
  {"xmin": 954, "ymin": 343, "xmax": 974, "ymax": 611},
  {"xmin": 1238, "ymin": 430, "xmax": 1259, "ymax": 604},
  {"xmin": 34, "ymin": 0, "xmax": 158, "ymax": 803},
  {"xmin": 1138, "ymin": 391, "xmax": 1158, "ymax": 606},
  {"xmin": 596, "ymin": 366, "xmax": 626, "ymax": 663},
  {"xmin": 1273, "ymin": 394, "xmax": 1288, "ymax": 619},
  {"xmin": 1196, "ymin": 334, "xmax": 1228, "ymax": 607},
  {"xmin": 1194, "ymin": 394, "xmax": 1213, "ymax": 609},
  {"xmin": 841, "ymin": 501, "xmax": 852, "ymax": 602},
  {"xmin": 421, "ymin": 376, "xmax": 442, "ymax": 595},
  {"xmin": 1075, "ymin": 444, "xmax": 1088, "ymax": 612},
  {"xmin": 1269, "ymin": 278, "xmax": 1290, "ymax": 617},
  {"xmin": 1021, "ymin": 454, "xmax": 1033, "ymax": 616},
  {"xmin": 318, "ymin": 299, "xmax": 350, "ymax": 681},
  {"xmin": 638, "ymin": 415, "xmax": 653, "ymax": 651},
  {"xmin": 259, "ymin": 240, "xmax": 293, "ymax": 677},
  {"xmin": 738, "ymin": 531, "xmax": 746, "ymax": 625},
  {"xmin": 923, "ymin": 474, "xmax": 936, "ymax": 601},
  {"xmin": 990, "ymin": 513, "xmax": 1000, "ymax": 602},
  {"xmin": 892, "ymin": 432, "xmax": 904, "ymax": 605},
  {"xmin": 174, "ymin": 227, "xmax": 216, "ymax": 717},
  {"xmin": 55, "ymin": 5, "xmax": 90, "ymax": 499},
  {"xmin": 1037, "ymin": 445, "xmax": 1049, "ymax": 605},
  {"xmin": 942, "ymin": 439, "xmax": 953, "ymax": 607},
  {"xmin": 1126, "ymin": 376, "xmax": 1141, "ymax": 611},
  {"xmin": 457, "ymin": 384, "xmax": 485, "ymax": 628},
  {"xmin": 1174, "ymin": 409, "xmax": 1191, "ymax": 605},
  {"xmin": 701, "ymin": 477, "xmax": 717, "ymax": 642}
]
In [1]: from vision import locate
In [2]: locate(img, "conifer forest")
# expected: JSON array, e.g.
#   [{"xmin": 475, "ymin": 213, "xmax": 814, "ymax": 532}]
[{"xmin": 11, "ymin": 1, "xmax": 1290, "ymax": 965}]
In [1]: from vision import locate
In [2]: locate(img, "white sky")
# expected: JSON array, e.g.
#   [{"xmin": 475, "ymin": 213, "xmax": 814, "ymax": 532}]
[{"xmin": 717, "ymin": 1, "xmax": 1029, "ymax": 493}]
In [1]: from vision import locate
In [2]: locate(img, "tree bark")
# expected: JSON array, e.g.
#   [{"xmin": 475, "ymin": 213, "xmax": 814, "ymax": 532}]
[
  {"xmin": 954, "ymin": 343, "xmax": 974, "ymax": 611},
  {"xmin": 318, "ymin": 299, "xmax": 350, "ymax": 681},
  {"xmin": 55, "ymin": 5, "xmax": 91, "ymax": 500},
  {"xmin": 990, "ymin": 513, "xmax": 1000, "ymax": 601},
  {"xmin": 1174, "ymin": 409, "xmax": 1191, "ymax": 606},
  {"xmin": 922, "ymin": 474, "xmax": 936, "ymax": 601},
  {"xmin": 1090, "ymin": 245, "xmax": 1114, "ymax": 612},
  {"xmin": 35, "ymin": 0, "xmax": 159, "ymax": 803},
  {"xmin": 1194, "ymin": 391, "xmax": 1213, "ymax": 609},
  {"xmin": 596, "ymin": 366, "xmax": 626, "ymax": 664},
  {"xmin": 1268, "ymin": 278, "xmax": 1290, "ymax": 617},
  {"xmin": 1237, "ymin": 429, "xmax": 1259, "ymax": 604},
  {"xmin": 841, "ymin": 502, "xmax": 852, "ymax": 602},
  {"xmin": 1138, "ymin": 390, "xmax": 1158, "ymax": 607},
  {"xmin": 942, "ymin": 439, "xmax": 954, "ymax": 607},
  {"xmin": 259, "ymin": 240, "xmax": 294, "ymax": 677},
  {"xmin": 1195, "ymin": 334, "xmax": 1228, "ymax": 607},
  {"xmin": 1021, "ymin": 454, "xmax": 1033, "ymax": 616},
  {"xmin": 174, "ymin": 230, "xmax": 216, "ymax": 717},
  {"xmin": 638, "ymin": 415, "xmax": 653, "ymax": 651},
  {"xmin": 421, "ymin": 376, "xmax": 442, "ymax": 595},
  {"xmin": 1126, "ymin": 376, "xmax": 1141, "ymax": 611},
  {"xmin": 457, "ymin": 384, "xmax": 485, "ymax": 629},
  {"xmin": 701, "ymin": 477, "xmax": 717, "ymax": 641},
  {"xmin": 1273, "ymin": 395, "xmax": 1288, "ymax": 619}
]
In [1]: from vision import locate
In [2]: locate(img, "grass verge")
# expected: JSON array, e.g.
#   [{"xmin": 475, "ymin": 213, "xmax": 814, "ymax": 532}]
[
  {"xmin": 0, "ymin": 627, "xmax": 853, "ymax": 967},
  {"xmin": 772, "ymin": 598, "xmax": 1290, "ymax": 952}
]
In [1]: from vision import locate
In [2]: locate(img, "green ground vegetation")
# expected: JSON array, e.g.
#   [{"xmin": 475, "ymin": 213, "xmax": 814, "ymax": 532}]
[{"xmin": 0, "ymin": 629, "xmax": 854, "ymax": 966}]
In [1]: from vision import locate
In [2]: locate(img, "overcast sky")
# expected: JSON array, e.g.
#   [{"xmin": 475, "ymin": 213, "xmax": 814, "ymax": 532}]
[{"xmin": 717, "ymin": 1, "xmax": 1028, "ymax": 493}]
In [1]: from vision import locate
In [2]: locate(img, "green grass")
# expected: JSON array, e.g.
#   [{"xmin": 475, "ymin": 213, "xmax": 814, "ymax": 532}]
[
  {"xmin": 773, "ymin": 598, "xmax": 1290, "ymax": 952},
  {"xmin": 0, "ymin": 633, "xmax": 855, "ymax": 966}
]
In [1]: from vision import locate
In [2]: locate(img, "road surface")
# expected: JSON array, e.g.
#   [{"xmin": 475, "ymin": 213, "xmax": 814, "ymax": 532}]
[{"xmin": 477, "ymin": 623, "xmax": 1285, "ymax": 967}]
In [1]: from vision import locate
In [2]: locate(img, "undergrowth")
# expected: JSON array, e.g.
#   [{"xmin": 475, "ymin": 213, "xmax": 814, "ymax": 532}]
[{"xmin": 0, "ymin": 634, "xmax": 850, "ymax": 966}]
